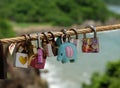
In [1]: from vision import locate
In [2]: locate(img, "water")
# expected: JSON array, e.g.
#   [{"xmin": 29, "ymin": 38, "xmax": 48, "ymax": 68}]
[
  {"xmin": 41, "ymin": 6, "xmax": 120, "ymax": 88},
  {"xmin": 107, "ymin": 5, "xmax": 120, "ymax": 14}
]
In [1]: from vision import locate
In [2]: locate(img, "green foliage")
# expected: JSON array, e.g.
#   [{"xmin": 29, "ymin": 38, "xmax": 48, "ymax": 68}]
[
  {"xmin": 0, "ymin": 0, "xmax": 113, "ymax": 26},
  {"xmin": 82, "ymin": 60, "xmax": 120, "ymax": 88},
  {"xmin": 0, "ymin": 19, "xmax": 16, "ymax": 38}
]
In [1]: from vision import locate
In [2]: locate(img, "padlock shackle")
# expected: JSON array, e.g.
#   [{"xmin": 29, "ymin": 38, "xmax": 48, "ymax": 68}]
[
  {"xmin": 22, "ymin": 34, "xmax": 30, "ymax": 53},
  {"xmin": 69, "ymin": 28, "xmax": 78, "ymax": 39},
  {"xmin": 22, "ymin": 34, "xmax": 29, "ymax": 44},
  {"xmin": 61, "ymin": 29, "xmax": 71, "ymax": 42},
  {"xmin": 37, "ymin": 33, "xmax": 41, "ymax": 48},
  {"xmin": 48, "ymin": 31, "xmax": 55, "ymax": 42},
  {"xmin": 83, "ymin": 25, "xmax": 97, "ymax": 38},
  {"xmin": 41, "ymin": 32, "xmax": 49, "ymax": 44}
]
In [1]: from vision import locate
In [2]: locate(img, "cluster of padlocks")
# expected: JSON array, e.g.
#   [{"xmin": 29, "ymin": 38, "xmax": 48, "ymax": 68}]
[{"xmin": 8, "ymin": 25, "xmax": 99, "ymax": 69}]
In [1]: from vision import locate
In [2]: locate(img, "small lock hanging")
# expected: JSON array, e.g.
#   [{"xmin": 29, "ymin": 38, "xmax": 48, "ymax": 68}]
[
  {"xmin": 27, "ymin": 34, "xmax": 36, "ymax": 66},
  {"xmin": 42, "ymin": 32, "xmax": 54, "ymax": 57},
  {"xmin": 48, "ymin": 31, "xmax": 58, "ymax": 56},
  {"xmin": 56, "ymin": 35, "xmax": 62, "ymax": 47},
  {"xmin": 30, "ymin": 33, "xmax": 46, "ymax": 69},
  {"xmin": 37, "ymin": 33, "xmax": 44, "ymax": 64},
  {"xmin": 69, "ymin": 28, "xmax": 80, "ymax": 53},
  {"xmin": 29, "ymin": 34, "xmax": 38, "ymax": 54},
  {"xmin": 14, "ymin": 35, "xmax": 29, "ymax": 68},
  {"xmin": 9, "ymin": 43, "xmax": 16, "ymax": 55},
  {"xmin": 56, "ymin": 29, "xmax": 67, "ymax": 47},
  {"xmin": 82, "ymin": 25, "xmax": 99, "ymax": 53},
  {"xmin": 57, "ymin": 29, "xmax": 78, "ymax": 63},
  {"xmin": 31, "ymin": 40, "xmax": 38, "ymax": 54}
]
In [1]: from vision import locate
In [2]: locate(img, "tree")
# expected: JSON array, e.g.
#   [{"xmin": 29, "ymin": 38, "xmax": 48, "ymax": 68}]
[
  {"xmin": 82, "ymin": 60, "xmax": 120, "ymax": 88},
  {"xmin": 0, "ymin": 19, "xmax": 15, "ymax": 38},
  {"xmin": 0, "ymin": 0, "xmax": 113, "ymax": 26}
]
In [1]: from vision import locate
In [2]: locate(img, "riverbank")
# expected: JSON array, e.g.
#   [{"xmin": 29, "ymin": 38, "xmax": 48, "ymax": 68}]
[{"xmin": 13, "ymin": 17, "xmax": 120, "ymax": 35}]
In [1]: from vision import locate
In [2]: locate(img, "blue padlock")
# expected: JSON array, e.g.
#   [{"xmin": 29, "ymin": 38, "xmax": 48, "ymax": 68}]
[
  {"xmin": 57, "ymin": 42, "xmax": 77, "ymax": 63},
  {"xmin": 57, "ymin": 29, "xmax": 78, "ymax": 63}
]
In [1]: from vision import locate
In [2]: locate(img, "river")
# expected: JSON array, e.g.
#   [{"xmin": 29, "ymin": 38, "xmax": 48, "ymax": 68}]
[
  {"xmin": 41, "ymin": 5, "xmax": 120, "ymax": 88},
  {"xmin": 107, "ymin": 5, "xmax": 120, "ymax": 14}
]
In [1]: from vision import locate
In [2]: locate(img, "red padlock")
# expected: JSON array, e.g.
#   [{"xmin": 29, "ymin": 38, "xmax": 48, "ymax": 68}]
[{"xmin": 30, "ymin": 50, "xmax": 46, "ymax": 69}]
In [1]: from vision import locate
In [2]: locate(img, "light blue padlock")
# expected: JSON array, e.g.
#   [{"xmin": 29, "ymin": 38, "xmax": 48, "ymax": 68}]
[
  {"xmin": 57, "ymin": 42, "xmax": 78, "ymax": 63},
  {"xmin": 57, "ymin": 29, "xmax": 78, "ymax": 63}
]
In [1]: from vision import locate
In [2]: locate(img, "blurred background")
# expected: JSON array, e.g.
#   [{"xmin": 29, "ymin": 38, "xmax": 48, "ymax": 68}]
[{"xmin": 0, "ymin": 0, "xmax": 120, "ymax": 88}]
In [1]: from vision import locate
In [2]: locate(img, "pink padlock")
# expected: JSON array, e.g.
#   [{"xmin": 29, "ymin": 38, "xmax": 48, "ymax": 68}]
[
  {"xmin": 37, "ymin": 48, "xmax": 44, "ymax": 63},
  {"xmin": 30, "ymin": 50, "xmax": 46, "ymax": 69}
]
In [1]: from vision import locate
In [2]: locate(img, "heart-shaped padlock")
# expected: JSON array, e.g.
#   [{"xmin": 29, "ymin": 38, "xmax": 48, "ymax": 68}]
[
  {"xmin": 14, "ymin": 35, "xmax": 29, "ymax": 68},
  {"xmin": 82, "ymin": 25, "xmax": 99, "ymax": 53}
]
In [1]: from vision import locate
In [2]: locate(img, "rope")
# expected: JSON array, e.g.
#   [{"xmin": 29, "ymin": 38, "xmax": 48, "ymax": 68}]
[{"xmin": 0, "ymin": 24, "xmax": 120, "ymax": 44}]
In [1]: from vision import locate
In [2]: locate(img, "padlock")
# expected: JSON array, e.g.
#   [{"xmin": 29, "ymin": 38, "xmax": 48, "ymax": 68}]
[
  {"xmin": 15, "ymin": 52, "xmax": 28, "ymax": 68},
  {"xmin": 30, "ymin": 54, "xmax": 46, "ymax": 69},
  {"xmin": 69, "ymin": 28, "xmax": 80, "ymax": 53},
  {"xmin": 82, "ymin": 25, "xmax": 99, "ymax": 53},
  {"xmin": 56, "ymin": 36, "xmax": 62, "ymax": 47},
  {"xmin": 29, "ymin": 33, "xmax": 46, "ymax": 69},
  {"xmin": 28, "ymin": 34, "xmax": 38, "ymax": 54},
  {"xmin": 38, "ymin": 48, "xmax": 44, "ymax": 63},
  {"xmin": 14, "ymin": 35, "xmax": 29, "ymax": 68},
  {"xmin": 31, "ymin": 40, "xmax": 38, "ymax": 54},
  {"xmin": 9, "ymin": 43, "xmax": 16, "ymax": 55},
  {"xmin": 41, "ymin": 32, "xmax": 54, "ymax": 57},
  {"xmin": 57, "ymin": 29, "xmax": 78, "ymax": 63},
  {"xmin": 37, "ymin": 33, "xmax": 44, "ymax": 64},
  {"xmin": 48, "ymin": 31, "xmax": 58, "ymax": 56},
  {"xmin": 30, "ymin": 50, "xmax": 46, "ymax": 69}
]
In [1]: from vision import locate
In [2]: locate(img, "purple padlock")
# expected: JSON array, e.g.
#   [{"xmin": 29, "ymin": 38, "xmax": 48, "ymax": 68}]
[{"xmin": 37, "ymin": 48, "xmax": 43, "ymax": 63}]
